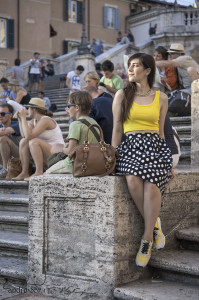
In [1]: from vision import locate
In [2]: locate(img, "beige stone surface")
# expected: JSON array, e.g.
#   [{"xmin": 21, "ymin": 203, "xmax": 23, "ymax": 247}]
[
  {"xmin": 0, "ymin": 59, "xmax": 8, "ymax": 93},
  {"xmin": 28, "ymin": 168, "xmax": 199, "ymax": 300},
  {"xmin": 191, "ymin": 79, "xmax": 199, "ymax": 165}
]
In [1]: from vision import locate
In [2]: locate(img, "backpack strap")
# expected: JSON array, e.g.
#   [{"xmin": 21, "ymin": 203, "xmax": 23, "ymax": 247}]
[{"xmin": 78, "ymin": 119, "xmax": 100, "ymax": 142}]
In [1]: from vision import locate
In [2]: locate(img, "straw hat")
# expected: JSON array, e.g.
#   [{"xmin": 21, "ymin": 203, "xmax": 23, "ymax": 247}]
[
  {"xmin": 9, "ymin": 79, "xmax": 20, "ymax": 86},
  {"xmin": 24, "ymin": 98, "xmax": 47, "ymax": 110},
  {"xmin": 167, "ymin": 43, "xmax": 185, "ymax": 54}
]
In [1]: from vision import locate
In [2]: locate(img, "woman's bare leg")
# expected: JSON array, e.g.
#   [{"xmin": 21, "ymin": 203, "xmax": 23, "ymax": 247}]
[
  {"xmin": 142, "ymin": 181, "xmax": 161, "ymax": 242},
  {"xmin": 13, "ymin": 138, "xmax": 31, "ymax": 179},
  {"xmin": 29, "ymin": 138, "xmax": 52, "ymax": 176},
  {"xmin": 126, "ymin": 175, "xmax": 144, "ymax": 217}
]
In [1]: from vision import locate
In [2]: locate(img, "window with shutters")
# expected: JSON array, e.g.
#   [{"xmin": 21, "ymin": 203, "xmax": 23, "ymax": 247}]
[
  {"xmin": 0, "ymin": 18, "xmax": 14, "ymax": 49},
  {"xmin": 68, "ymin": 0, "xmax": 77, "ymax": 22},
  {"xmin": 63, "ymin": 0, "xmax": 82, "ymax": 23},
  {"xmin": 104, "ymin": 6, "xmax": 120, "ymax": 30},
  {"xmin": 0, "ymin": 18, "xmax": 7, "ymax": 48}
]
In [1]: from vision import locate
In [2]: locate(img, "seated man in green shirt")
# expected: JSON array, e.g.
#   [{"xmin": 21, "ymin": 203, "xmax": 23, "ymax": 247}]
[
  {"xmin": 45, "ymin": 91, "xmax": 100, "ymax": 174},
  {"xmin": 100, "ymin": 60, "xmax": 124, "ymax": 95}
]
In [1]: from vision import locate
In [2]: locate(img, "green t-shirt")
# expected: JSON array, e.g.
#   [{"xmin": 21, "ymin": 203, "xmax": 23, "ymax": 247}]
[
  {"xmin": 100, "ymin": 73, "xmax": 124, "ymax": 90},
  {"xmin": 64, "ymin": 117, "xmax": 100, "ymax": 172}
]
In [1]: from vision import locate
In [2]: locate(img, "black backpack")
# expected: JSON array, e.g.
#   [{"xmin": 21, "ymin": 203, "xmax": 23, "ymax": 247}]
[{"xmin": 168, "ymin": 89, "xmax": 191, "ymax": 116}]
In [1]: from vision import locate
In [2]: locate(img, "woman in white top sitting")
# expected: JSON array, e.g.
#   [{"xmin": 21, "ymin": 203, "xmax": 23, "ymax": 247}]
[{"xmin": 13, "ymin": 98, "xmax": 64, "ymax": 181}]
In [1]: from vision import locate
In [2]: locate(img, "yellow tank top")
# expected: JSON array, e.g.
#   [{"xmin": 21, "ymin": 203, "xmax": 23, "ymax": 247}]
[{"xmin": 123, "ymin": 91, "xmax": 160, "ymax": 133}]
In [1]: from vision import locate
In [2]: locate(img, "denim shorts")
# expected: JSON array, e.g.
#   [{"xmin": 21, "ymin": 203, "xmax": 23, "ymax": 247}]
[{"xmin": 29, "ymin": 73, "xmax": 40, "ymax": 83}]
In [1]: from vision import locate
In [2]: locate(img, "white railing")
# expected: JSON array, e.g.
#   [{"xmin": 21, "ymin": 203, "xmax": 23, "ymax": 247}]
[
  {"xmin": 129, "ymin": 7, "xmax": 199, "ymax": 46},
  {"xmin": 184, "ymin": 10, "xmax": 199, "ymax": 25}
]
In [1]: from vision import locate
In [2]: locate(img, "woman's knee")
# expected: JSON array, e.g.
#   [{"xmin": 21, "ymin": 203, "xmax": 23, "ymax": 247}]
[
  {"xmin": 29, "ymin": 138, "xmax": 40, "ymax": 148},
  {"xmin": 144, "ymin": 181, "xmax": 160, "ymax": 196},
  {"xmin": 0, "ymin": 136, "xmax": 10, "ymax": 144},
  {"xmin": 20, "ymin": 138, "xmax": 29, "ymax": 147},
  {"xmin": 126, "ymin": 175, "xmax": 142, "ymax": 191}
]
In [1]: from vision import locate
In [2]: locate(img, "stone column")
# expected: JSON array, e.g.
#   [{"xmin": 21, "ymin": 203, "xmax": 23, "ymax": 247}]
[
  {"xmin": 0, "ymin": 59, "xmax": 9, "ymax": 93},
  {"xmin": 191, "ymin": 79, "xmax": 199, "ymax": 165}
]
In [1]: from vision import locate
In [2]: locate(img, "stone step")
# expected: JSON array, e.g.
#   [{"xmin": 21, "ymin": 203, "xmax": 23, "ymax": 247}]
[
  {"xmin": 180, "ymin": 137, "xmax": 191, "ymax": 145},
  {"xmin": 0, "ymin": 181, "xmax": 29, "ymax": 195},
  {"xmin": 176, "ymin": 226, "xmax": 199, "ymax": 251},
  {"xmin": 149, "ymin": 249, "xmax": 199, "ymax": 286},
  {"xmin": 0, "ymin": 194, "xmax": 29, "ymax": 212},
  {"xmin": 179, "ymin": 150, "xmax": 190, "ymax": 164},
  {"xmin": 0, "ymin": 211, "xmax": 28, "ymax": 232},
  {"xmin": 53, "ymin": 117, "xmax": 68, "ymax": 124},
  {"xmin": 113, "ymin": 279, "xmax": 199, "ymax": 300},
  {"xmin": 58, "ymin": 123, "xmax": 69, "ymax": 130},
  {"xmin": 0, "ymin": 255, "xmax": 27, "ymax": 281},
  {"xmin": 170, "ymin": 116, "xmax": 191, "ymax": 126},
  {"xmin": 0, "ymin": 231, "xmax": 28, "ymax": 258}
]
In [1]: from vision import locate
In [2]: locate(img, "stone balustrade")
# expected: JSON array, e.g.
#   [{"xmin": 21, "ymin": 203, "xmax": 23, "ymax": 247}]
[
  {"xmin": 28, "ymin": 167, "xmax": 199, "ymax": 300},
  {"xmin": 129, "ymin": 7, "xmax": 199, "ymax": 48}
]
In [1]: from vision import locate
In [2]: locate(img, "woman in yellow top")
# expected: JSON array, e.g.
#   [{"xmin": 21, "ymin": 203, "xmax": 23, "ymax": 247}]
[{"xmin": 112, "ymin": 53, "xmax": 173, "ymax": 268}]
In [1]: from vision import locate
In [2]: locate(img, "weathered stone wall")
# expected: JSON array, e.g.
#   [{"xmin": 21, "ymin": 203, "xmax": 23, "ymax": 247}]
[
  {"xmin": 0, "ymin": 59, "xmax": 8, "ymax": 93},
  {"xmin": 191, "ymin": 79, "xmax": 199, "ymax": 164},
  {"xmin": 28, "ymin": 169, "xmax": 199, "ymax": 300}
]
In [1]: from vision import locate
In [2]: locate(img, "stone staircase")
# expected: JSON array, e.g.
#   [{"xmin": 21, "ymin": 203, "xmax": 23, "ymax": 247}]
[
  {"xmin": 0, "ymin": 181, "xmax": 29, "ymax": 299},
  {"xmin": 30, "ymin": 87, "xmax": 69, "ymax": 112},
  {"xmin": 114, "ymin": 225, "xmax": 199, "ymax": 300},
  {"xmin": 170, "ymin": 116, "xmax": 191, "ymax": 164}
]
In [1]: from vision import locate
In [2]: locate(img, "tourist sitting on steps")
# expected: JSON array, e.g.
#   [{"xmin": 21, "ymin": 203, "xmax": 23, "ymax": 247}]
[
  {"xmin": 0, "ymin": 103, "xmax": 22, "ymax": 179},
  {"xmin": 45, "ymin": 91, "xmax": 100, "ymax": 174},
  {"xmin": 84, "ymin": 71, "xmax": 113, "ymax": 98},
  {"xmin": 100, "ymin": 60, "xmax": 124, "ymax": 95},
  {"xmin": 0, "ymin": 77, "xmax": 16, "ymax": 102},
  {"xmin": 112, "ymin": 53, "xmax": 174, "ymax": 268},
  {"xmin": 12, "ymin": 98, "xmax": 64, "ymax": 181},
  {"xmin": 155, "ymin": 43, "xmax": 199, "ymax": 91},
  {"xmin": 82, "ymin": 85, "xmax": 113, "ymax": 145},
  {"xmin": 154, "ymin": 46, "xmax": 179, "ymax": 92},
  {"xmin": 7, "ymin": 79, "xmax": 30, "ymax": 114}
]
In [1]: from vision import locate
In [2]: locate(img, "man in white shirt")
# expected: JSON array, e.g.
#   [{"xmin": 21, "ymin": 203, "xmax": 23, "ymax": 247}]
[
  {"xmin": 66, "ymin": 65, "xmax": 84, "ymax": 94},
  {"xmin": 28, "ymin": 52, "xmax": 41, "ymax": 93},
  {"xmin": 155, "ymin": 44, "xmax": 199, "ymax": 90}
]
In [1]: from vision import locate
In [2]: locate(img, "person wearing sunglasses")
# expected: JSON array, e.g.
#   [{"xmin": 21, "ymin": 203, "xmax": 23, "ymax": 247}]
[
  {"xmin": 45, "ymin": 91, "xmax": 100, "ymax": 175},
  {"xmin": 0, "ymin": 103, "xmax": 22, "ymax": 179}
]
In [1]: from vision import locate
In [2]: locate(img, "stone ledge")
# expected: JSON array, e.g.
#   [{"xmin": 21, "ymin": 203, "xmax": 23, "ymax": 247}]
[{"xmin": 28, "ymin": 168, "xmax": 199, "ymax": 300}]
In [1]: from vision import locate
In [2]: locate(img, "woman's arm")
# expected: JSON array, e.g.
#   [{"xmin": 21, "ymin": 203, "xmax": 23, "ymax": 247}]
[
  {"xmin": 63, "ymin": 139, "xmax": 77, "ymax": 155},
  {"xmin": 13, "ymin": 110, "xmax": 33, "ymax": 138},
  {"xmin": 112, "ymin": 89, "xmax": 124, "ymax": 148},
  {"xmin": 159, "ymin": 92, "xmax": 168, "ymax": 139},
  {"xmin": 15, "ymin": 89, "xmax": 26, "ymax": 104},
  {"xmin": 18, "ymin": 109, "xmax": 54, "ymax": 140}
]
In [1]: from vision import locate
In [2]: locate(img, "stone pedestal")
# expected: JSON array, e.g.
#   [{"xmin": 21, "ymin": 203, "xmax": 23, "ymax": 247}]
[
  {"xmin": 28, "ymin": 169, "xmax": 199, "ymax": 300},
  {"xmin": 75, "ymin": 54, "xmax": 95, "ymax": 86},
  {"xmin": 191, "ymin": 79, "xmax": 199, "ymax": 165},
  {"xmin": 0, "ymin": 59, "xmax": 8, "ymax": 93}
]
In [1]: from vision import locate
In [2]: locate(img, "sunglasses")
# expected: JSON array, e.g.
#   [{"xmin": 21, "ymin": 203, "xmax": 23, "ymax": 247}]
[
  {"xmin": 0, "ymin": 112, "xmax": 11, "ymax": 117},
  {"xmin": 66, "ymin": 104, "xmax": 76, "ymax": 108}
]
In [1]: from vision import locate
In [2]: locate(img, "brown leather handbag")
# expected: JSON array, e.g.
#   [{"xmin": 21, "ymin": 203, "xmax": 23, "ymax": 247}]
[{"xmin": 69, "ymin": 124, "xmax": 118, "ymax": 177}]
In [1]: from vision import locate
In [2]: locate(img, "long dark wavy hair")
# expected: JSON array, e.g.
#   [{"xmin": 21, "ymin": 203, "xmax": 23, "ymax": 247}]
[{"xmin": 121, "ymin": 53, "xmax": 156, "ymax": 123}]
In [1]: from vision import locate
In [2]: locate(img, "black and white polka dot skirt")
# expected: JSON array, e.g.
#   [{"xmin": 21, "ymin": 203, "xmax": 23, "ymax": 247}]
[{"xmin": 116, "ymin": 133, "xmax": 173, "ymax": 197}]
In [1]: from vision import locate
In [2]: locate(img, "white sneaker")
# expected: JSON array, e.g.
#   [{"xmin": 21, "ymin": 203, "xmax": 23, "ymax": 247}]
[{"xmin": 0, "ymin": 168, "xmax": 8, "ymax": 179}]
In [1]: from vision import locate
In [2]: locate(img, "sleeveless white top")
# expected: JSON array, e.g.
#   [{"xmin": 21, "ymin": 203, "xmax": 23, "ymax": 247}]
[{"xmin": 33, "ymin": 116, "xmax": 64, "ymax": 145}]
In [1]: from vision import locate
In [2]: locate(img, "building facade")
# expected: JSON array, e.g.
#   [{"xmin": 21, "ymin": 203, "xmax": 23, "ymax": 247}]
[{"xmin": 0, "ymin": 0, "xmax": 131, "ymax": 67}]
